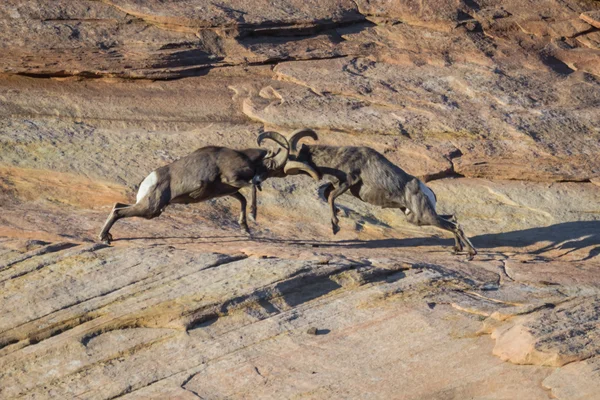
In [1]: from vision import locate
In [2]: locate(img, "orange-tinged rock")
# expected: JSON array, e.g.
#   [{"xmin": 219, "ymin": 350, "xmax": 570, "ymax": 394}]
[
  {"xmin": 580, "ymin": 10, "xmax": 600, "ymax": 29},
  {"xmin": 0, "ymin": 166, "xmax": 130, "ymax": 208}
]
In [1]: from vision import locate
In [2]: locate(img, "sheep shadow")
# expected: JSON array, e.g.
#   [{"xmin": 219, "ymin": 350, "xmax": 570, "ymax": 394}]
[
  {"xmin": 471, "ymin": 220, "xmax": 600, "ymax": 260},
  {"xmin": 284, "ymin": 220, "xmax": 600, "ymax": 260},
  {"xmin": 270, "ymin": 237, "xmax": 453, "ymax": 249},
  {"xmin": 112, "ymin": 221, "xmax": 600, "ymax": 260},
  {"xmin": 115, "ymin": 235, "xmax": 247, "ymax": 242}
]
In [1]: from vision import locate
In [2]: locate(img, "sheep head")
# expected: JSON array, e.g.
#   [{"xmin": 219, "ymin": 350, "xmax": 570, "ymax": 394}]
[
  {"xmin": 257, "ymin": 131, "xmax": 319, "ymax": 179},
  {"xmin": 284, "ymin": 128, "xmax": 321, "ymax": 181}
]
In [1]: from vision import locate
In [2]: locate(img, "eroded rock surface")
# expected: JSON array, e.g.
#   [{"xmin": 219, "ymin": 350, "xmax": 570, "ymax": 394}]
[{"xmin": 1, "ymin": 0, "xmax": 600, "ymax": 399}]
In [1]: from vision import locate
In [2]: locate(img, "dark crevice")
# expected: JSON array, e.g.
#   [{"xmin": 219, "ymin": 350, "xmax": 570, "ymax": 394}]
[
  {"xmin": 236, "ymin": 17, "xmax": 373, "ymax": 38},
  {"xmin": 81, "ymin": 330, "xmax": 103, "ymax": 347},
  {"xmin": 80, "ymin": 322, "xmax": 153, "ymax": 348},
  {"xmin": 457, "ymin": 10, "xmax": 475, "ymax": 22},
  {"xmin": 181, "ymin": 373, "xmax": 204, "ymax": 399},
  {"xmin": 0, "ymin": 338, "xmax": 19, "ymax": 350},
  {"xmin": 540, "ymin": 53, "xmax": 575, "ymax": 75},
  {"xmin": 570, "ymin": 26, "xmax": 599, "ymax": 40},
  {"xmin": 13, "ymin": 53, "xmax": 352, "ymax": 81},
  {"xmin": 9, "ymin": 16, "xmax": 375, "ymax": 81},
  {"xmin": 462, "ymin": 0, "xmax": 481, "ymax": 12},
  {"xmin": 0, "ymin": 314, "xmax": 96, "ymax": 352},
  {"xmin": 69, "ymin": 262, "xmax": 407, "ymax": 399},
  {"xmin": 41, "ymin": 18, "xmax": 120, "ymax": 23},
  {"xmin": 0, "ymin": 253, "xmax": 250, "ymax": 348},
  {"xmin": 15, "ymin": 71, "xmax": 109, "ymax": 80},
  {"xmin": 180, "ymin": 372, "xmax": 198, "ymax": 387},
  {"xmin": 556, "ymin": 178, "xmax": 591, "ymax": 183},
  {"xmin": 186, "ymin": 261, "xmax": 404, "ymax": 331},
  {"xmin": 421, "ymin": 168, "xmax": 465, "ymax": 183},
  {"xmin": 139, "ymin": 14, "xmax": 368, "ymax": 36},
  {"xmin": 157, "ymin": 54, "xmax": 351, "ymax": 81},
  {"xmin": 421, "ymin": 150, "xmax": 466, "ymax": 183},
  {"xmin": 151, "ymin": 50, "xmax": 222, "ymax": 69},
  {"xmin": 185, "ymin": 312, "xmax": 220, "ymax": 331}
]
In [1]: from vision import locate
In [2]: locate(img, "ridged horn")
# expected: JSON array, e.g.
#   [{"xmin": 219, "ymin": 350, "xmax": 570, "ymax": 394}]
[
  {"xmin": 257, "ymin": 131, "xmax": 290, "ymax": 170},
  {"xmin": 288, "ymin": 128, "xmax": 318, "ymax": 155},
  {"xmin": 284, "ymin": 161, "xmax": 321, "ymax": 181}
]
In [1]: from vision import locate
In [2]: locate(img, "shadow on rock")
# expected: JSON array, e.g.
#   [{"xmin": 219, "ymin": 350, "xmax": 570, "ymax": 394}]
[
  {"xmin": 114, "ymin": 235, "xmax": 249, "ymax": 242},
  {"xmin": 255, "ymin": 237, "xmax": 456, "ymax": 252},
  {"xmin": 472, "ymin": 220, "xmax": 600, "ymax": 260},
  {"xmin": 111, "ymin": 220, "xmax": 600, "ymax": 261}
]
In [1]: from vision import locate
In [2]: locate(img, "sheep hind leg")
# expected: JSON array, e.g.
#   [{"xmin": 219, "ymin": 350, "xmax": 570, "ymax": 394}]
[
  {"xmin": 98, "ymin": 200, "xmax": 164, "ymax": 244},
  {"xmin": 229, "ymin": 192, "xmax": 249, "ymax": 233},
  {"xmin": 99, "ymin": 203, "xmax": 131, "ymax": 243}
]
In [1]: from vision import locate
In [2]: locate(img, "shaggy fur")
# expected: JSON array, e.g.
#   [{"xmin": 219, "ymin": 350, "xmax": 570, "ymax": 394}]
[
  {"xmin": 98, "ymin": 132, "xmax": 316, "ymax": 244},
  {"xmin": 285, "ymin": 129, "xmax": 477, "ymax": 260}
]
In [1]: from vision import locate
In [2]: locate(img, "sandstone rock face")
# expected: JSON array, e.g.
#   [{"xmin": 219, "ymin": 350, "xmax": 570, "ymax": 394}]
[
  {"xmin": 543, "ymin": 356, "xmax": 600, "ymax": 400},
  {"xmin": 1, "ymin": 0, "xmax": 600, "ymax": 399}
]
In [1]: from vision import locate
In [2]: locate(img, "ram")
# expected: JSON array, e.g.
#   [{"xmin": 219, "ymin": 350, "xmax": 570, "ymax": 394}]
[
  {"xmin": 272, "ymin": 128, "xmax": 477, "ymax": 260},
  {"xmin": 98, "ymin": 132, "xmax": 318, "ymax": 244}
]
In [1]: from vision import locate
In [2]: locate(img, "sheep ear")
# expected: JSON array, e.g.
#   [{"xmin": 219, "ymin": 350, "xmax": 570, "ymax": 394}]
[
  {"xmin": 264, "ymin": 148, "xmax": 279, "ymax": 159},
  {"xmin": 284, "ymin": 161, "xmax": 320, "ymax": 181}
]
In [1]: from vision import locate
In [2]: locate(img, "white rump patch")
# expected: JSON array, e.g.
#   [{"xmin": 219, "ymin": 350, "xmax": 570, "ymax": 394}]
[
  {"xmin": 419, "ymin": 181, "xmax": 437, "ymax": 210},
  {"xmin": 136, "ymin": 171, "xmax": 158, "ymax": 203}
]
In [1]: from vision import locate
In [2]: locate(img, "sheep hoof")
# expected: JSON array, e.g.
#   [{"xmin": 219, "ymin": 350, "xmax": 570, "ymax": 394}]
[
  {"xmin": 98, "ymin": 232, "xmax": 113, "ymax": 245},
  {"xmin": 466, "ymin": 252, "xmax": 476, "ymax": 261},
  {"xmin": 331, "ymin": 223, "xmax": 340, "ymax": 235},
  {"xmin": 240, "ymin": 222, "xmax": 250, "ymax": 234}
]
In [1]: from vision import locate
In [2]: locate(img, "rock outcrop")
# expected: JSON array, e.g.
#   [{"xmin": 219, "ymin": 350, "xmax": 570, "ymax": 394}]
[{"xmin": 1, "ymin": 0, "xmax": 600, "ymax": 399}]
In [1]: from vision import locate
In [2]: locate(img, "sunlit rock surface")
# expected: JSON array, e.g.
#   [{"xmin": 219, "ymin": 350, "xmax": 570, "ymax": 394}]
[{"xmin": 1, "ymin": 0, "xmax": 600, "ymax": 398}]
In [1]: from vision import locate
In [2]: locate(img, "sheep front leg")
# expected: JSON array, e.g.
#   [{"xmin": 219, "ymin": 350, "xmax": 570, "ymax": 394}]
[
  {"xmin": 327, "ymin": 181, "xmax": 351, "ymax": 235},
  {"xmin": 250, "ymin": 183, "xmax": 258, "ymax": 222},
  {"xmin": 250, "ymin": 172, "xmax": 266, "ymax": 222},
  {"xmin": 229, "ymin": 192, "xmax": 249, "ymax": 233},
  {"xmin": 406, "ymin": 205, "xmax": 475, "ymax": 259},
  {"xmin": 438, "ymin": 215, "xmax": 461, "ymax": 253},
  {"xmin": 433, "ymin": 216, "xmax": 477, "ymax": 260}
]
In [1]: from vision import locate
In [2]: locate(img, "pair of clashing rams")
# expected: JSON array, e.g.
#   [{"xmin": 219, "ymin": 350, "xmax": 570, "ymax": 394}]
[{"xmin": 98, "ymin": 129, "xmax": 477, "ymax": 260}]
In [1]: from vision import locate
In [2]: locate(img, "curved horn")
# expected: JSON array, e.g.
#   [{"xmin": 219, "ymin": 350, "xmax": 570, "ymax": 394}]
[
  {"xmin": 288, "ymin": 128, "xmax": 318, "ymax": 155},
  {"xmin": 257, "ymin": 131, "xmax": 290, "ymax": 170},
  {"xmin": 284, "ymin": 161, "xmax": 321, "ymax": 181}
]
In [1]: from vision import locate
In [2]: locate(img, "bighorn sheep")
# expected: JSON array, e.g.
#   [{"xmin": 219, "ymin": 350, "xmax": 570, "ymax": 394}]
[
  {"xmin": 98, "ymin": 132, "xmax": 318, "ymax": 244},
  {"xmin": 273, "ymin": 128, "xmax": 477, "ymax": 260}
]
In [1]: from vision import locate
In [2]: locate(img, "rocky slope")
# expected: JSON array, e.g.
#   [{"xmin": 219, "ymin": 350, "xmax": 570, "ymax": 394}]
[{"xmin": 1, "ymin": 0, "xmax": 600, "ymax": 399}]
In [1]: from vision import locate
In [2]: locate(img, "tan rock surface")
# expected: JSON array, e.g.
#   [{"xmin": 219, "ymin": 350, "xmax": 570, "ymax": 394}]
[
  {"xmin": 543, "ymin": 356, "xmax": 600, "ymax": 400},
  {"xmin": 581, "ymin": 10, "xmax": 600, "ymax": 29},
  {"xmin": 491, "ymin": 296, "xmax": 600, "ymax": 367},
  {"xmin": 1, "ymin": 0, "xmax": 600, "ymax": 398}
]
